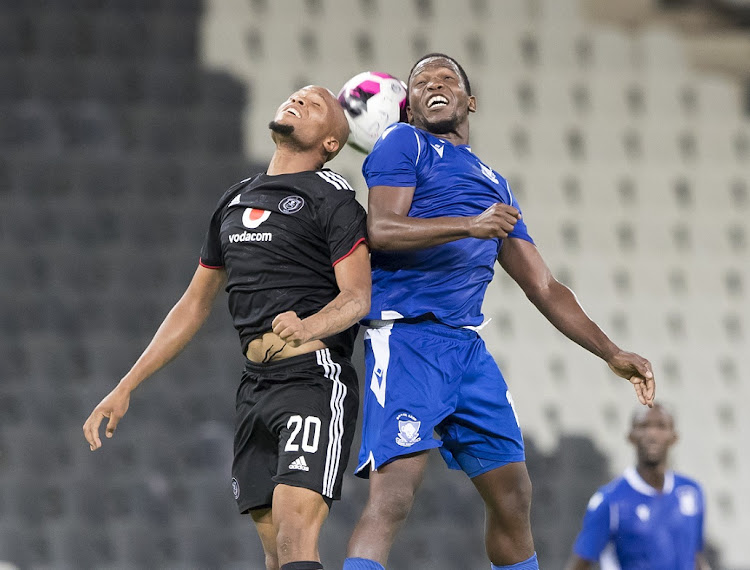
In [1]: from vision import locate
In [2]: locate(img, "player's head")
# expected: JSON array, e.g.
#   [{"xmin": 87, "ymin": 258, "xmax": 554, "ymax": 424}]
[
  {"xmin": 628, "ymin": 403, "xmax": 678, "ymax": 468},
  {"xmin": 269, "ymin": 85, "xmax": 349, "ymax": 163},
  {"xmin": 406, "ymin": 53, "xmax": 476, "ymax": 135}
]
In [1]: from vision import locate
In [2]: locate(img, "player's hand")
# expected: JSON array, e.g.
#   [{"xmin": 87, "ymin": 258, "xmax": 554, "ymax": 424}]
[
  {"xmin": 83, "ymin": 386, "xmax": 131, "ymax": 451},
  {"xmin": 272, "ymin": 311, "xmax": 311, "ymax": 347},
  {"xmin": 607, "ymin": 351, "xmax": 655, "ymax": 407},
  {"xmin": 468, "ymin": 203, "xmax": 521, "ymax": 239}
]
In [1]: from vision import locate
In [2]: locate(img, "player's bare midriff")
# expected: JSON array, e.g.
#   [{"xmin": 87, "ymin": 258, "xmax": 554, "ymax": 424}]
[{"xmin": 245, "ymin": 331, "xmax": 326, "ymax": 363}]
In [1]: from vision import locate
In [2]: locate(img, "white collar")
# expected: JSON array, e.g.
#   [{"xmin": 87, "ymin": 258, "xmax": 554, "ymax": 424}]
[{"xmin": 623, "ymin": 466, "xmax": 674, "ymax": 496}]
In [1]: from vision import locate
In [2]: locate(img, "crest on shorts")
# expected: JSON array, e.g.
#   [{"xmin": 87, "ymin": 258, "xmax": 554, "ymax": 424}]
[
  {"xmin": 231, "ymin": 478, "xmax": 240, "ymax": 500},
  {"xmin": 278, "ymin": 195, "xmax": 305, "ymax": 214},
  {"xmin": 396, "ymin": 413, "xmax": 421, "ymax": 447}
]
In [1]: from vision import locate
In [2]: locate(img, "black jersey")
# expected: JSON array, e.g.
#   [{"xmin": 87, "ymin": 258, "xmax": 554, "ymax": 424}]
[{"xmin": 200, "ymin": 169, "xmax": 367, "ymax": 357}]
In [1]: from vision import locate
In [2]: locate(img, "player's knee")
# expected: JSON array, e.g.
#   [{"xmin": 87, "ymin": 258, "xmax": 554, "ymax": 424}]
[
  {"xmin": 276, "ymin": 519, "xmax": 317, "ymax": 557},
  {"xmin": 489, "ymin": 472, "xmax": 532, "ymax": 525}
]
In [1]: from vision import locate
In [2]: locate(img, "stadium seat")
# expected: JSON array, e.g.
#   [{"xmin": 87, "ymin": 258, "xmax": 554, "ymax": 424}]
[
  {"xmin": 0, "ymin": 102, "xmax": 62, "ymax": 152},
  {"xmin": 33, "ymin": 10, "xmax": 90, "ymax": 58},
  {"xmin": 198, "ymin": 70, "xmax": 248, "ymax": 110},
  {"xmin": 59, "ymin": 101, "xmax": 124, "ymax": 152},
  {"xmin": 0, "ymin": 62, "xmax": 28, "ymax": 103},
  {"xmin": 140, "ymin": 62, "xmax": 200, "ymax": 108},
  {"xmin": 92, "ymin": 13, "xmax": 150, "ymax": 61},
  {"xmin": 148, "ymin": 15, "xmax": 199, "ymax": 62}
]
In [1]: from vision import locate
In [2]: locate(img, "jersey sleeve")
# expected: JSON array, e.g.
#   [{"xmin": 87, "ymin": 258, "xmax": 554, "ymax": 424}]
[
  {"xmin": 199, "ymin": 205, "xmax": 224, "ymax": 269},
  {"xmin": 325, "ymin": 194, "xmax": 368, "ymax": 266},
  {"xmin": 362, "ymin": 123, "xmax": 420, "ymax": 188},
  {"xmin": 573, "ymin": 490, "xmax": 613, "ymax": 561},
  {"xmin": 696, "ymin": 483, "xmax": 706, "ymax": 553},
  {"xmin": 199, "ymin": 186, "xmax": 241, "ymax": 269},
  {"xmin": 505, "ymin": 181, "xmax": 534, "ymax": 245}
]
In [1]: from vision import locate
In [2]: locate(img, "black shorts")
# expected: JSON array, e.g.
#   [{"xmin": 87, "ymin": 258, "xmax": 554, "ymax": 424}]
[{"xmin": 232, "ymin": 347, "xmax": 359, "ymax": 513}]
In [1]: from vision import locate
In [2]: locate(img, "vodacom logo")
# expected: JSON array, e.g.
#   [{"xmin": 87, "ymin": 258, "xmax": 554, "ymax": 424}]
[{"xmin": 242, "ymin": 208, "xmax": 271, "ymax": 229}]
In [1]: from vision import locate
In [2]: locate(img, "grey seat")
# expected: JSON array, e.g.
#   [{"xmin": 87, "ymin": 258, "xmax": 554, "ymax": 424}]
[
  {"xmin": 199, "ymin": 70, "xmax": 248, "ymax": 110},
  {"xmin": 141, "ymin": 62, "xmax": 199, "ymax": 108},
  {"xmin": 92, "ymin": 13, "xmax": 149, "ymax": 61},
  {"xmin": 59, "ymin": 101, "xmax": 123, "ymax": 153},
  {"xmin": 34, "ymin": 10, "xmax": 89, "ymax": 58},
  {"xmin": 149, "ymin": 16, "xmax": 198, "ymax": 62},
  {"xmin": 0, "ymin": 61, "xmax": 28, "ymax": 102},
  {"xmin": 0, "ymin": 102, "xmax": 62, "ymax": 152}
]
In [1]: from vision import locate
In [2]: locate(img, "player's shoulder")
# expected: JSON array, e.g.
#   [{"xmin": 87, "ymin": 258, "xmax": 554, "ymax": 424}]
[
  {"xmin": 584, "ymin": 477, "xmax": 623, "ymax": 512},
  {"xmin": 371, "ymin": 122, "xmax": 422, "ymax": 153},
  {"xmin": 311, "ymin": 169, "xmax": 356, "ymax": 194},
  {"xmin": 673, "ymin": 472, "xmax": 704, "ymax": 493},
  {"xmin": 213, "ymin": 173, "xmax": 260, "ymax": 210}
]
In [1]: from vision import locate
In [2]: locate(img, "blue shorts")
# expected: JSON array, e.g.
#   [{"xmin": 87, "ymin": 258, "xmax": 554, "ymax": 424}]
[{"xmin": 355, "ymin": 320, "xmax": 525, "ymax": 478}]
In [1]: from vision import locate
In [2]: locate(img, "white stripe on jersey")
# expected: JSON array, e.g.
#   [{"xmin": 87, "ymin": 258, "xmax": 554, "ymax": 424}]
[
  {"xmin": 414, "ymin": 131, "xmax": 422, "ymax": 166},
  {"xmin": 316, "ymin": 171, "xmax": 353, "ymax": 191},
  {"xmin": 316, "ymin": 348, "xmax": 346, "ymax": 498},
  {"xmin": 326, "ymin": 171, "xmax": 353, "ymax": 191},
  {"xmin": 599, "ymin": 543, "xmax": 621, "ymax": 570}
]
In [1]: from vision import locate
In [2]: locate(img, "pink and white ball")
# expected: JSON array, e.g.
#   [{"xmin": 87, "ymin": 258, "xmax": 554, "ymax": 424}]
[{"xmin": 337, "ymin": 71, "xmax": 408, "ymax": 154}]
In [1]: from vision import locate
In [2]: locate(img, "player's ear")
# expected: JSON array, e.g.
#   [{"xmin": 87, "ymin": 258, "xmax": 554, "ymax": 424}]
[
  {"xmin": 468, "ymin": 95, "xmax": 477, "ymax": 113},
  {"xmin": 323, "ymin": 136, "xmax": 340, "ymax": 155},
  {"xmin": 406, "ymin": 105, "xmax": 413, "ymax": 123},
  {"xmin": 669, "ymin": 430, "xmax": 679, "ymax": 446}
]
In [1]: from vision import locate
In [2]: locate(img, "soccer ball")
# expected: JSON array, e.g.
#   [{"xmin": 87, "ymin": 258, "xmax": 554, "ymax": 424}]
[{"xmin": 337, "ymin": 71, "xmax": 408, "ymax": 154}]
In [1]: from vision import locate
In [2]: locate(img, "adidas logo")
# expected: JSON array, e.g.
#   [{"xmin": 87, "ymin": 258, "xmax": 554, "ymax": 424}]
[{"xmin": 289, "ymin": 456, "xmax": 309, "ymax": 472}]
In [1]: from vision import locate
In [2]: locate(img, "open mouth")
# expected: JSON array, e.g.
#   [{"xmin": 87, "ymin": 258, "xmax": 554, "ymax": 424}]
[
  {"xmin": 286, "ymin": 107, "xmax": 301, "ymax": 118},
  {"xmin": 427, "ymin": 95, "xmax": 449, "ymax": 108}
]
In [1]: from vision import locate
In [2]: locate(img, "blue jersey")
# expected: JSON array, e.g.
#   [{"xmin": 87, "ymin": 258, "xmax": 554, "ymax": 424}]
[
  {"xmin": 573, "ymin": 467, "xmax": 705, "ymax": 569},
  {"xmin": 362, "ymin": 123, "xmax": 534, "ymax": 327}
]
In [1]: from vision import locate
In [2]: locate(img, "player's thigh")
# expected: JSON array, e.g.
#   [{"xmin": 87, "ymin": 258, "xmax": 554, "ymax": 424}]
[
  {"xmin": 270, "ymin": 370, "xmax": 358, "ymax": 501},
  {"xmin": 436, "ymin": 339, "xmax": 525, "ymax": 475},
  {"xmin": 359, "ymin": 322, "xmax": 466, "ymax": 471}
]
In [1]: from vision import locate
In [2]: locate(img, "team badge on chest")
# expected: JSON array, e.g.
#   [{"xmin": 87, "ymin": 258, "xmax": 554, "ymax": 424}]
[{"xmin": 279, "ymin": 195, "xmax": 305, "ymax": 214}]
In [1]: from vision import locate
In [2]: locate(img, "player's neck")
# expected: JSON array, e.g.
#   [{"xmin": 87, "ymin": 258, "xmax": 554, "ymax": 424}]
[
  {"xmin": 267, "ymin": 147, "xmax": 325, "ymax": 175},
  {"xmin": 417, "ymin": 121, "xmax": 470, "ymax": 147},
  {"xmin": 636, "ymin": 463, "xmax": 668, "ymax": 492}
]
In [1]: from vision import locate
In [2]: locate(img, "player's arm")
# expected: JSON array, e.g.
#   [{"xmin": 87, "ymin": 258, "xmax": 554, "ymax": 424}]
[
  {"xmin": 366, "ymin": 185, "xmax": 522, "ymax": 250},
  {"xmin": 564, "ymin": 555, "xmax": 594, "ymax": 570},
  {"xmin": 695, "ymin": 552, "xmax": 712, "ymax": 570},
  {"xmin": 499, "ymin": 237, "xmax": 654, "ymax": 406},
  {"xmin": 272, "ymin": 243, "xmax": 371, "ymax": 346},
  {"xmin": 83, "ymin": 265, "xmax": 226, "ymax": 450}
]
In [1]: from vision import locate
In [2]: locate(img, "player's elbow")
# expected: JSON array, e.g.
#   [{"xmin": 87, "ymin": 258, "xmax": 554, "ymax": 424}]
[
  {"xmin": 366, "ymin": 216, "xmax": 400, "ymax": 250},
  {"xmin": 354, "ymin": 289, "xmax": 371, "ymax": 320}
]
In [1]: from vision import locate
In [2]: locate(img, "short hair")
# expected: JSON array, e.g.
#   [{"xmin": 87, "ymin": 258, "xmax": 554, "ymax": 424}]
[
  {"xmin": 408, "ymin": 53, "xmax": 472, "ymax": 96},
  {"xmin": 630, "ymin": 402, "xmax": 676, "ymax": 429}
]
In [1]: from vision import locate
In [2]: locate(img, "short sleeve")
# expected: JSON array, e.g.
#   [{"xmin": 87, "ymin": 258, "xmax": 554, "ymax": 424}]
[
  {"xmin": 573, "ymin": 490, "xmax": 613, "ymax": 561},
  {"xmin": 506, "ymin": 181, "xmax": 534, "ymax": 245},
  {"xmin": 326, "ymin": 195, "xmax": 368, "ymax": 266},
  {"xmin": 199, "ymin": 206, "xmax": 224, "ymax": 268},
  {"xmin": 696, "ymin": 484, "xmax": 706, "ymax": 553},
  {"xmin": 362, "ymin": 123, "xmax": 420, "ymax": 189}
]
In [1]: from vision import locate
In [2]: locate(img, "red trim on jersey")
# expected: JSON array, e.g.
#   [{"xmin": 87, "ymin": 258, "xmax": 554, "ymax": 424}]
[
  {"xmin": 199, "ymin": 259, "xmax": 223, "ymax": 270},
  {"xmin": 332, "ymin": 238, "xmax": 367, "ymax": 267}
]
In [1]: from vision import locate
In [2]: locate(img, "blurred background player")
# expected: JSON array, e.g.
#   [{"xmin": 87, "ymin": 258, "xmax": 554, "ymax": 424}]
[
  {"xmin": 566, "ymin": 404, "xmax": 711, "ymax": 570},
  {"xmin": 83, "ymin": 85, "xmax": 370, "ymax": 570},
  {"xmin": 343, "ymin": 53, "xmax": 655, "ymax": 570}
]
